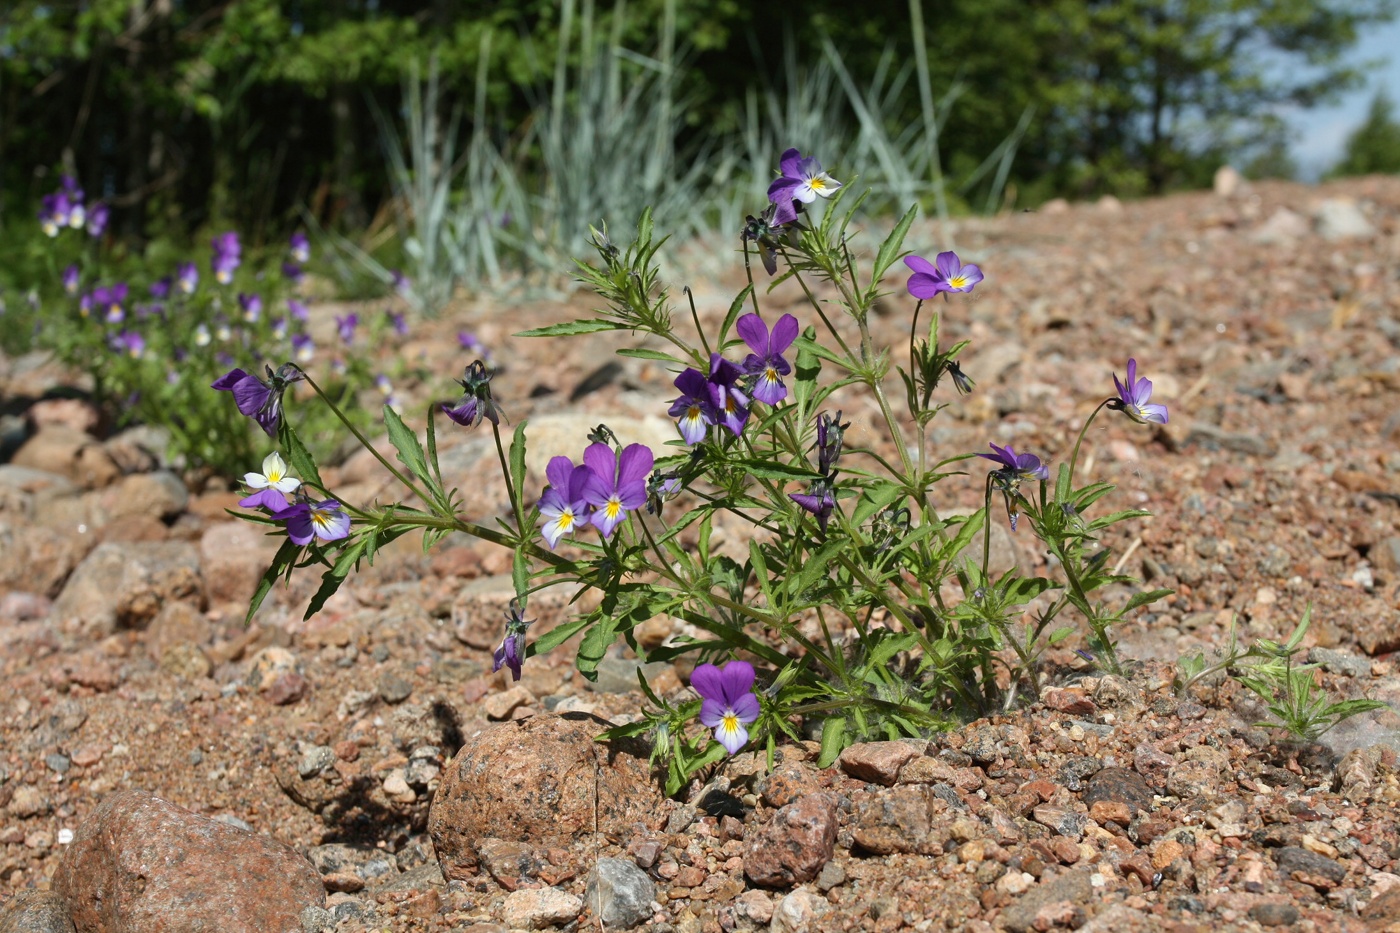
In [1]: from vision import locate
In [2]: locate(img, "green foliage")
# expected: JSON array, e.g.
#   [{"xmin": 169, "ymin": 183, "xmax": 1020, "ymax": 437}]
[
  {"xmin": 1176, "ymin": 607, "xmax": 1387, "ymax": 743},
  {"xmin": 1330, "ymin": 91, "xmax": 1400, "ymax": 177}
]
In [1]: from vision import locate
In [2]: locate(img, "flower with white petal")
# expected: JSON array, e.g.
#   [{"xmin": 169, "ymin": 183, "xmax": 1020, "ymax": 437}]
[{"xmin": 244, "ymin": 452, "xmax": 300, "ymax": 495}]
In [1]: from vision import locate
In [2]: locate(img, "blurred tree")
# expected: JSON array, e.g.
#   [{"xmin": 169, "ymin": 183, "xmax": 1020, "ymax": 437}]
[{"xmin": 1329, "ymin": 90, "xmax": 1400, "ymax": 176}]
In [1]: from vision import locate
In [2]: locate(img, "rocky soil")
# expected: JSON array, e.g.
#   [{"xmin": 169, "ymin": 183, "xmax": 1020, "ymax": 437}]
[{"xmin": 2, "ymin": 170, "xmax": 1400, "ymax": 933}]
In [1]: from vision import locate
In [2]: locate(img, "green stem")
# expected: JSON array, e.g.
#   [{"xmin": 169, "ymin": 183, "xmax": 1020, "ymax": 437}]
[
  {"xmin": 491, "ymin": 419, "xmax": 527, "ymax": 538},
  {"xmin": 1067, "ymin": 398, "xmax": 1113, "ymax": 490}
]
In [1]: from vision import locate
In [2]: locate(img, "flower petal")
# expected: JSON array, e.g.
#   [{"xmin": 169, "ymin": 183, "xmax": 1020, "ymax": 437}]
[
  {"xmin": 582, "ymin": 442, "xmax": 617, "ymax": 489},
  {"xmin": 617, "ymin": 443, "xmax": 655, "ymax": 488},
  {"xmin": 730, "ymin": 692, "xmax": 761, "ymax": 723},
  {"xmin": 769, "ymin": 314, "xmax": 799, "ymax": 355},
  {"xmin": 719, "ymin": 660, "xmax": 755, "ymax": 705},
  {"xmin": 546, "ymin": 455, "xmax": 576, "ymax": 492},
  {"xmin": 735, "ymin": 313, "xmax": 769, "ymax": 356},
  {"xmin": 690, "ymin": 663, "xmax": 725, "ymax": 703}
]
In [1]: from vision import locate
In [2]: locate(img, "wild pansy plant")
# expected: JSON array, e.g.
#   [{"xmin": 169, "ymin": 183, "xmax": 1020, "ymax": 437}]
[
  {"xmin": 223, "ymin": 150, "xmax": 1176, "ymax": 793},
  {"xmin": 24, "ymin": 189, "xmax": 386, "ymax": 478}
]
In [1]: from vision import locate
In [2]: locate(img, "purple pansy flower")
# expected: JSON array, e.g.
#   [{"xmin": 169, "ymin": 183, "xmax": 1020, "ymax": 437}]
[
  {"xmin": 766, "ymin": 148, "xmax": 842, "ymax": 226},
  {"xmin": 289, "ymin": 232, "xmax": 310, "ymax": 264},
  {"xmin": 287, "ymin": 298, "xmax": 309, "ymax": 322},
  {"xmin": 62, "ymin": 265, "xmax": 80, "ymax": 295},
  {"xmin": 291, "ymin": 332, "xmax": 314, "ymax": 363},
  {"xmin": 706, "ymin": 353, "xmax": 750, "ymax": 437},
  {"xmin": 790, "ymin": 479, "xmax": 837, "ymax": 533},
  {"xmin": 335, "ymin": 312, "xmax": 358, "ymax": 345},
  {"xmin": 668, "ymin": 368, "xmax": 715, "ymax": 445},
  {"xmin": 904, "ymin": 251, "xmax": 983, "ymax": 299},
  {"xmin": 388, "ymin": 310, "xmax": 409, "ymax": 336},
  {"xmin": 391, "ymin": 269, "xmax": 411, "ymax": 295},
  {"xmin": 1110, "ymin": 358, "xmax": 1169, "ymax": 425},
  {"xmin": 441, "ymin": 360, "xmax": 501, "ymax": 428},
  {"xmin": 111, "ymin": 330, "xmax": 145, "ymax": 359},
  {"xmin": 149, "ymin": 277, "xmax": 172, "ymax": 300},
  {"xmin": 86, "ymin": 203, "xmax": 109, "ymax": 238},
  {"xmin": 538, "ymin": 456, "xmax": 593, "ymax": 548},
  {"xmin": 815, "ymin": 410, "xmax": 849, "ymax": 477},
  {"xmin": 976, "ymin": 442, "xmax": 1050, "ymax": 481},
  {"xmin": 693, "ymin": 660, "xmax": 760, "ymax": 756},
  {"xmin": 211, "ymin": 232, "xmax": 241, "ymax": 285},
  {"xmin": 492, "ymin": 602, "xmax": 533, "ymax": 681},
  {"xmin": 177, "ymin": 262, "xmax": 199, "ymax": 295},
  {"xmin": 238, "ymin": 292, "xmax": 263, "ymax": 323},
  {"xmin": 273, "ymin": 498, "xmax": 351, "ymax": 546},
  {"xmin": 581, "ymin": 442, "xmax": 654, "ymax": 537},
  {"xmin": 282, "ymin": 262, "xmax": 305, "ymax": 285},
  {"xmin": 271, "ymin": 317, "xmax": 289, "ymax": 340},
  {"xmin": 212, "ymin": 364, "xmax": 303, "ymax": 438},
  {"xmin": 737, "ymin": 312, "xmax": 799, "ymax": 405},
  {"xmin": 39, "ymin": 192, "xmax": 71, "ymax": 237}
]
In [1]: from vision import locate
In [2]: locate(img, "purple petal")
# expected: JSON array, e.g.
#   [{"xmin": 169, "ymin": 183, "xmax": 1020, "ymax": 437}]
[
  {"xmin": 730, "ymin": 692, "xmax": 761, "ymax": 723},
  {"xmin": 674, "ymin": 368, "xmax": 708, "ymax": 397},
  {"xmin": 546, "ymin": 456, "xmax": 576, "ymax": 492},
  {"xmin": 1126, "ymin": 358, "xmax": 1139, "ymax": 386},
  {"xmin": 616, "ymin": 444, "xmax": 654, "ymax": 488},
  {"xmin": 955, "ymin": 264, "xmax": 984, "ymax": 289},
  {"xmin": 767, "ymin": 176, "xmax": 800, "ymax": 204},
  {"xmin": 906, "ymin": 273, "xmax": 947, "ymax": 300},
  {"xmin": 238, "ymin": 488, "xmax": 288, "ymax": 511},
  {"xmin": 719, "ymin": 660, "xmax": 755, "ymax": 705},
  {"xmin": 777, "ymin": 148, "xmax": 802, "ymax": 177},
  {"xmin": 1141, "ymin": 403, "xmax": 1169, "ymax": 424},
  {"xmin": 582, "ymin": 442, "xmax": 617, "ymax": 488},
  {"xmin": 211, "ymin": 368, "xmax": 250, "ymax": 391},
  {"xmin": 935, "ymin": 251, "xmax": 963, "ymax": 278},
  {"xmin": 229, "ymin": 375, "xmax": 271, "ymax": 417},
  {"xmin": 751, "ymin": 373, "xmax": 787, "ymax": 405},
  {"xmin": 735, "ymin": 313, "xmax": 769, "ymax": 356},
  {"xmin": 770, "ymin": 198, "xmax": 798, "ymax": 227},
  {"xmin": 698, "ymin": 697, "xmax": 727, "ymax": 728},
  {"xmin": 690, "ymin": 663, "xmax": 724, "ymax": 703},
  {"xmin": 903, "ymin": 255, "xmax": 938, "ymax": 277},
  {"xmin": 769, "ymin": 314, "xmax": 799, "ymax": 355}
]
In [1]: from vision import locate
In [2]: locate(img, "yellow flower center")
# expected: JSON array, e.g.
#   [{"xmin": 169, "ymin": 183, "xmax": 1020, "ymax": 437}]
[
  {"xmin": 310, "ymin": 510, "xmax": 333, "ymax": 529},
  {"xmin": 605, "ymin": 499, "xmax": 622, "ymax": 520},
  {"xmin": 948, "ymin": 275, "xmax": 967, "ymax": 289},
  {"xmin": 687, "ymin": 405, "xmax": 703, "ymax": 420},
  {"xmin": 722, "ymin": 711, "xmax": 739, "ymax": 733},
  {"xmin": 809, "ymin": 177, "xmax": 826, "ymax": 191},
  {"xmin": 558, "ymin": 511, "xmax": 574, "ymax": 530}
]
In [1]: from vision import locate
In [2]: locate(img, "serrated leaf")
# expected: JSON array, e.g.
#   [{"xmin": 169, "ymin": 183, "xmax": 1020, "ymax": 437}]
[
  {"xmin": 1122, "ymin": 587, "xmax": 1174, "ymax": 613},
  {"xmin": 383, "ymin": 404, "xmax": 433, "ymax": 489},
  {"xmin": 531, "ymin": 617, "xmax": 590, "ymax": 654},
  {"xmin": 515, "ymin": 320, "xmax": 626, "ymax": 338},
  {"xmin": 616, "ymin": 347, "xmax": 684, "ymax": 364}
]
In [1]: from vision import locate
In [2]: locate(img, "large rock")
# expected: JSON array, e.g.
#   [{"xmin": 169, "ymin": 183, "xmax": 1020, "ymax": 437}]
[
  {"xmin": 96, "ymin": 471, "xmax": 188, "ymax": 523},
  {"xmin": 199, "ymin": 521, "xmax": 281, "ymax": 607},
  {"xmin": 52, "ymin": 790, "xmax": 323, "ymax": 933},
  {"xmin": 428, "ymin": 712, "xmax": 663, "ymax": 881},
  {"xmin": 0, "ymin": 465, "xmax": 78, "ymax": 522},
  {"xmin": 11, "ymin": 426, "xmax": 121, "ymax": 489},
  {"xmin": 51, "ymin": 541, "xmax": 204, "ymax": 635},
  {"xmin": 743, "ymin": 794, "xmax": 838, "ymax": 888},
  {"xmin": 0, "ymin": 522, "xmax": 91, "ymax": 598},
  {"xmin": 1313, "ymin": 197, "xmax": 1375, "ymax": 241},
  {"xmin": 0, "ymin": 890, "xmax": 75, "ymax": 932}
]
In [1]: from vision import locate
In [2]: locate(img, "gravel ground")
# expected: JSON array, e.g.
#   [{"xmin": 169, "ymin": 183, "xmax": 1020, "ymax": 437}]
[{"xmin": 2, "ymin": 172, "xmax": 1400, "ymax": 932}]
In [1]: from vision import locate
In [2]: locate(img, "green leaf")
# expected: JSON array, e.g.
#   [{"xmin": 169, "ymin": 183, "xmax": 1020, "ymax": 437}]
[
  {"xmin": 616, "ymin": 347, "xmax": 684, "ymax": 364},
  {"xmin": 278, "ymin": 421, "xmax": 324, "ymax": 491},
  {"xmin": 732, "ymin": 459, "xmax": 822, "ymax": 482},
  {"xmin": 245, "ymin": 538, "xmax": 300, "ymax": 625},
  {"xmin": 792, "ymin": 325, "xmax": 822, "ymax": 419},
  {"xmin": 509, "ymin": 419, "xmax": 529, "ymax": 505},
  {"xmin": 871, "ymin": 204, "xmax": 918, "ymax": 284},
  {"xmin": 852, "ymin": 481, "xmax": 906, "ymax": 526},
  {"xmin": 817, "ymin": 716, "xmax": 847, "ymax": 768},
  {"xmin": 512, "ymin": 548, "xmax": 529, "ymax": 604},
  {"xmin": 304, "ymin": 536, "xmax": 369, "ymax": 620},
  {"xmin": 383, "ymin": 404, "xmax": 433, "ymax": 489},
  {"xmin": 1122, "ymin": 587, "xmax": 1174, "ymax": 614},
  {"xmin": 719, "ymin": 284, "xmax": 754, "ymax": 346},
  {"xmin": 515, "ymin": 320, "xmax": 626, "ymax": 338},
  {"xmin": 576, "ymin": 612, "xmax": 620, "ymax": 679},
  {"xmin": 531, "ymin": 617, "xmax": 590, "ymax": 654}
]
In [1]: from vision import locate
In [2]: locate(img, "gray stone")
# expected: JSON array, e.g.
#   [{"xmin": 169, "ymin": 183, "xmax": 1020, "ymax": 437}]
[
  {"xmin": 51, "ymin": 540, "xmax": 204, "ymax": 635},
  {"xmin": 298, "ymin": 905, "xmax": 335, "ymax": 933},
  {"xmin": 378, "ymin": 673, "xmax": 413, "ymax": 704},
  {"xmin": 1313, "ymin": 197, "xmax": 1375, "ymax": 241},
  {"xmin": 1251, "ymin": 207, "xmax": 1310, "ymax": 244},
  {"xmin": 0, "ymin": 890, "xmax": 75, "ymax": 933},
  {"xmin": 297, "ymin": 745, "xmax": 335, "ymax": 779},
  {"xmin": 305, "ymin": 842, "xmax": 399, "ymax": 886},
  {"xmin": 499, "ymin": 887, "xmax": 583, "ymax": 930},
  {"xmin": 769, "ymin": 888, "xmax": 830, "ymax": 933},
  {"xmin": 584, "ymin": 857, "xmax": 656, "ymax": 929},
  {"xmin": 1307, "ymin": 647, "xmax": 1371, "ymax": 679},
  {"xmin": 1000, "ymin": 868, "xmax": 1095, "ymax": 933}
]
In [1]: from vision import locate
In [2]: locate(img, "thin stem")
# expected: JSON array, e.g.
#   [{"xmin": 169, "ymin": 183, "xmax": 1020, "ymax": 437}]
[
  {"xmin": 298, "ymin": 371, "xmax": 434, "ymax": 507},
  {"xmin": 491, "ymin": 419, "xmax": 527, "ymax": 539},
  {"xmin": 685, "ymin": 286, "xmax": 711, "ymax": 359},
  {"xmin": 1067, "ymin": 399, "xmax": 1113, "ymax": 490}
]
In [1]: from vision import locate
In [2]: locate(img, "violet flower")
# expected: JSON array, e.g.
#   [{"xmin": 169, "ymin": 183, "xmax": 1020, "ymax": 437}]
[
  {"xmin": 211, "ymin": 232, "xmax": 241, "ymax": 285},
  {"xmin": 388, "ymin": 310, "xmax": 409, "ymax": 336},
  {"xmin": 815, "ymin": 410, "xmax": 849, "ymax": 477},
  {"xmin": 766, "ymin": 148, "xmax": 843, "ymax": 226},
  {"xmin": 737, "ymin": 312, "xmax": 799, "ymax": 405},
  {"xmin": 238, "ymin": 453, "xmax": 300, "ymax": 511},
  {"xmin": 282, "ymin": 263, "xmax": 305, "ymax": 285},
  {"xmin": 177, "ymin": 263, "xmax": 199, "ymax": 295},
  {"xmin": 668, "ymin": 368, "xmax": 715, "ymax": 445},
  {"xmin": 904, "ymin": 251, "xmax": 983, "ymax": 299},
  {"xmin": 706, "ymin": 353, "xmax": 750, "ymax": 437},
  {"xmin": 194, "ymin": 323, "xmax": 211, "ymax": 347},
  {"xmin": 391, "ymin": 269, "xmax": 411, "ymax": 295},
  {"xmin": 1110, "ymin": 358, "xmax": 1169, "ymax": 425},
  {"xmin": 62, "ymin": 265, "xmax": 80, "ymax": 295},
  {"xmin": 86, "ymin": 203, "xmax": 110, "ymax": 238},
  {"xmin": 693, "ymin": 660, "xmax": 760, "ymax": 756},
  {"xmin": 335, "ymin": 312, "xmax": 358, "ymax": 345},
  {"xmin": 977, "ymin": 442, "xmax": 1049, "ymax": 482},
  {"xmin": 112, "ymin": 330, "xmax": 145, "ymax": 359},
  {"xmin": 492, "ymin": 602, "xmax": 533, "ymax": 681},
  {"xmin": 581, "ymin": 442, "xmax": 654, "ymax": 536},
  {"xmin": 291, "ymin": 333, "xmax": 314, "ymax": 363},
  {"xmin": 790, "ymin": 478, "xmax": 836, "ymax": 533},
  {"xmin": 539, "ymin": 456, "xmax": 592, "ymax": 548},
  {"xmin": 441, "ymin": 360, "xmax": 501, "ymax": 428},
  {"xmin": 212, "ymin": 363, "xmax": 303, "ymax": 438},
  {"xmin": 149, "ymin": 277, "xmax": 172, "ymax": 300},
  {"xmin": 289, "ymin": 232, "xmax": 310, "ymax": 264},
  {"xmin": 39, "ymin": 192, "xmax": 71, "ymax": 237},
  {"xmin": 273, "ymin": 498, "xmax": 351, "ymax": 546},
  {"xmin": 288, "ymin": 299, "xmax": 309, "ymax": 322},
  {"xmin": 271, "ymin": 317, "xmax": 289, "ymax": 340},
  {"xmin": 238, "ymin": 292, "xmax": 263, "ymax": 323}
]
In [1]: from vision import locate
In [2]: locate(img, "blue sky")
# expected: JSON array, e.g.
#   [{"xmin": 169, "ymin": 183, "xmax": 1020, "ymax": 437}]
[{"xmin": 1283, "ymin": 17, "xmax": 1400, "ymax": 179}]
